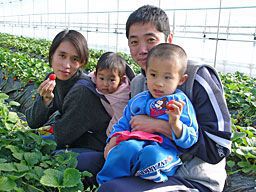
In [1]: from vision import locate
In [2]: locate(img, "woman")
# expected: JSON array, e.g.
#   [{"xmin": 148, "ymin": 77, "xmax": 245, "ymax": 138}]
[{"xmin": 25, "ymin": 29, "xmax": 111, "ymax": 175}]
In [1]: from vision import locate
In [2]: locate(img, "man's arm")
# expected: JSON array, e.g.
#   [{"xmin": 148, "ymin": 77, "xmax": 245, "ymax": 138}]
[
  {"xmin": 130, "ymin": 115, "xmax": 172, "ymax": 138},
  {"xmin": 188, "ymin": 67, "xmax": 232, "ymax": 163}
]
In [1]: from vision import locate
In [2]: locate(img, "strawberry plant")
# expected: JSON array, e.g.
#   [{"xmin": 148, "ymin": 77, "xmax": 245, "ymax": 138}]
[
  {"xmin": 220, "ymin": 72, "xmax": 256, "ymax": 176},
  {"xmin": 0, "ymin": 33, "xmax": 140, "ymax": 76},
  {"xmin": 220, "ymin": 71, "xmax": 256, "ymax": 127},
  {"xmin": 0, "ymin": 92, "xmax": 93, "ymax": 191}
]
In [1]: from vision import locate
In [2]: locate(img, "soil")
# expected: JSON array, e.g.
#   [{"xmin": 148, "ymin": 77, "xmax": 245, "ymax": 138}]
[{"xmin": 223, "ymin": 173, "xmax": 256, "ymax": 192}]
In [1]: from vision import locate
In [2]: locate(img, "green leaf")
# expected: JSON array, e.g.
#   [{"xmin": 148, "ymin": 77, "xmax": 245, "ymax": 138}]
[
  {"xmin": 242, "ymin": 166, "xmax": 253, "ymax": 174},
  {"xmin": 40, "ymin": 169, "xmax": 63, "ymax": 187},
  {"xmin": 0, "ymin": 93, "xmax": 9, "ymax": 101},
  {"xmin": 8, "ymin": 172, "xmax": 26, "ymax": 180},
  {"xmin": 24, "ymin": 152, "xmax": 42, "ymax": 166},
  {"xmin": 9, "ymin": 100, "xmax": 20, "ymax": 107},
  {"xmin": 0, "ymin": 176, "xmax": 16, "ymax": 191},
  {"xmin": 55, "ymin": 151, "xmax": 78, "ymax": 168},
  {"xmin": 5, "ymin": 145, "xmax": 24, "ymax": 160},
  {"xmin": 81, "ymin": 171, "xmax": 93, "ymax": 178},
  {"xmin": 30, "ymin": 166, "xmax": 44, "ymax": 180},
  {"xmin": 236, "ymin": 148, "xmax": 245, "ymax": 156},
  {"xmin": 8, "ymin": 111, "xmax": 19, "ymax": 123},
  {"xmin": 14, "ymin": 162, "xmax": 30, "ymax": 172},
  {"xmin": 61, "ymin": 181, "xmax": 84, "ymax": 192},
  {"xmin": 231, "ymin": 131, "xmax": 246, "ymax": 142},
  {"xmin": 63, "ymin": 168, "xmax": 81, "ymax": 187},
  {"xmin": 0, "ymin": 158, "xmax": 7, "ymax": 163},
  {"xmin": 237, "ymin": 161, "xmax": 250, "ymax": 168},
  {"xmin": 40, "ymin": 139, "xmax": 57, "ymax": 154},
  {"xmin": 0, "ymin": 163, "xmax": 16, "ymax": 171},
  {"xmin": 226, "ymin": 160, "xmax": 235, "ymax": 168}
]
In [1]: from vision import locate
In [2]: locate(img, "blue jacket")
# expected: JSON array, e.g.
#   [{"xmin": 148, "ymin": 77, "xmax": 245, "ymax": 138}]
[
  {"xmin": 109, "ymin": 89, "xmax": 198, "ymax": 152},
  {"xmin": 130, "ymin": 62, "xmax": 232, "ymax": 164}
]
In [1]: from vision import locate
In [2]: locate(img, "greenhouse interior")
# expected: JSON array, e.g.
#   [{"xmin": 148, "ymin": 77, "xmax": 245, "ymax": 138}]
[
  {"xmin": 0, "ymin": 1, "xmax": 255, "ymax": 192},
  {"xmin": 0, "ymin": 0, "xmax": 256, "ymax": 76}
]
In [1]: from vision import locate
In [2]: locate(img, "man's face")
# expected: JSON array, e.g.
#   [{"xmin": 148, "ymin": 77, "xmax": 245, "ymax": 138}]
[{"xmin": 128, "ymin": 22, "xmax": 169, "ymax": 71}]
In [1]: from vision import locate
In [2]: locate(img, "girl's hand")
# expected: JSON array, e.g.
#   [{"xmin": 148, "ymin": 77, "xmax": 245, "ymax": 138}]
[
  {"xmin": 104, "ymin": 136, "xmax": 117, "ymax": 159},
  {"xmin": 37, "ymin": 77, "xmax": 56, "ymax": 106}
]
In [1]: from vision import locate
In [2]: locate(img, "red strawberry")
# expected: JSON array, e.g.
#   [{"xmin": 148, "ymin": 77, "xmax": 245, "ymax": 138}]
[
  {"xmin": 48, "ymin": 126, "xmax": 54, "ymax": 133},
  {"xmin": 49, "ymin": 74, "xmax": 56, "ymax": 81},
  {"xmin": 166, "ymin": 100, "xmax": 175, "ymax": 111}
]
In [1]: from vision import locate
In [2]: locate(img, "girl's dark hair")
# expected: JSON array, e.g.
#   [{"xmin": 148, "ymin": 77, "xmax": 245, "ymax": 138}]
[
  {"xmin": 126, "ymin": 5, "xmax": 170, "ymax": 40},
  {"xmin": 147, "ymin": 43, "xmax": 188, "ymax": 75},
  {"xmin": 96, "ymin": 52, "xmax": 127, "ymax": 77},
  {"xmin": 49, "ymin": 29, "xmax": 89, "ymax": 67}
]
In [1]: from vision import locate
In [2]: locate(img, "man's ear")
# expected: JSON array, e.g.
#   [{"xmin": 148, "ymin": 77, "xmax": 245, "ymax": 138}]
[
  {"xmin": 178, "ymin": 74, "xmax": 188, "ymax": 85},
  {"xmin": 167, "ymin": 33, "xmax": 173, "ymax": 44}
]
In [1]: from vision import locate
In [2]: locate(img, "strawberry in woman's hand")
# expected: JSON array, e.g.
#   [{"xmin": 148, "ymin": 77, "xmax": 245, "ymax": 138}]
[
  {"xmin": 166, "ymin": 100, "xmax": 175, "ymax": 111},
  {"xmin": 49, "ymin": 74, "xmax": 56, "ymax": 81}
]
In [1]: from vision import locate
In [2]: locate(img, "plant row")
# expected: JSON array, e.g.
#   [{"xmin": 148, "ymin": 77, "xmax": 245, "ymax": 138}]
[{"xmin": 0, "ymin": 93, "xmax": 93, "ymax": 191}]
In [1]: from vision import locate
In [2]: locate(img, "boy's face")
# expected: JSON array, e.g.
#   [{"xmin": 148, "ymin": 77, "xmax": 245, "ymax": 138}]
[
  {"xmin": 95, "ymin": 69, "xmax": 122, "ymax": 94},
  {"xmin": 128, "ymin": 22, "xmax": 172, "ymax": 71},
  {"xmin": 146, "ymin": 56, "xmax": 185, "ymax": 98}
]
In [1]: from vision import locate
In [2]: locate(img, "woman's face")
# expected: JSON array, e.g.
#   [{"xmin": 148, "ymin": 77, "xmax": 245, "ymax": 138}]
[{"xmin": 51, "ymin": 41, "xmax": 82, "ymax": 80}]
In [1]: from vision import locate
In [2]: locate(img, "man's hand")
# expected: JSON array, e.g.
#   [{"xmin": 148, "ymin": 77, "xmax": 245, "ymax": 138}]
[
  {"xmin": 104, "ymin": 136, "xmax": 117, "ymax": 159},
  {"xmin": 130, "ymin": 115, "xmax": 172, "ymax": 139}
]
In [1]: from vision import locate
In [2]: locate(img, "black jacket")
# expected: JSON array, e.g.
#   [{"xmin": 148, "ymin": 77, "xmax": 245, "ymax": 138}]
[{"xmin": 25, "ymin": 70, "xmax": 111, "ymax": 151}]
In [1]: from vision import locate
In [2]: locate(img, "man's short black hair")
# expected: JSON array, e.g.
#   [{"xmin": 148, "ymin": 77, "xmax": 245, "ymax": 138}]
[{"xmin": 126, "ymin": 5, "xmax": 170, "ymax": 41}]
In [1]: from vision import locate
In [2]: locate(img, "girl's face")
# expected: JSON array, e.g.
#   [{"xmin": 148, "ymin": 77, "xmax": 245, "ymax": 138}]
[
  {"xmin": 51, "ymin": 41, "xmax": 82, "ymax": 80},
  {"xmin": 95, "ymin": 69, "xmax": 122, "ymax": 94},
  {"xmin": 146, "ymin": 56, "xmax": 186, "ymax": 98}
]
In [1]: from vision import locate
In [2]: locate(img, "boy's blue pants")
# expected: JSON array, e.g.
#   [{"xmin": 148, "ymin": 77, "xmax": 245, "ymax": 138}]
[{"xmin": 97, "ymin": 139, "xmax": 182, "ymax": 184}]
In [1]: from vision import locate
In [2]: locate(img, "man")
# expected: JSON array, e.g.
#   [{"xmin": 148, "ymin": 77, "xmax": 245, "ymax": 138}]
[{"xmin": 98, "ymin": 5, "xmax": 231, "ymax": 192}]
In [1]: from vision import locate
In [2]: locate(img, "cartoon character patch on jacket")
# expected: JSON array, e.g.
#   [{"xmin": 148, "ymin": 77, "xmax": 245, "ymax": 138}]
[{"xmin": 150, "ymin": 97, "xmax": 168, "ymax": 117}]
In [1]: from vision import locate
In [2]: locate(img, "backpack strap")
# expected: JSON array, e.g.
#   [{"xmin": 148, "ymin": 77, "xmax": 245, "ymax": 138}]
[
  {"xmin": 75, "ymin": 78, "xmax": 109, "ymax": 104},
  {"xmin": 178, "ymin": 60, "xmax": 221, "ymax": 101}
]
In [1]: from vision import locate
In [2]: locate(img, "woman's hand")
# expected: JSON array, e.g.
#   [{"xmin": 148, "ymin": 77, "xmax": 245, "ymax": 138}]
[
  {"xmin": 37, "ymin": 78, "xmax": 56, "ymax": 106},
  {"xmin": 130, "ymin": 115, "xmax": 172, "ymax": 139}
]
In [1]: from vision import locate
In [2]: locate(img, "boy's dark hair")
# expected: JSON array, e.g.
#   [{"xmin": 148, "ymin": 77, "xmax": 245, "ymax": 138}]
[
  {"xmin": 147, "ymin": 43, "xmax": 188, "ymax": 75},
  {"xmin": 96, "ymin": 52, "xmax": 127, "ymax": 77},
  {"xmin": 126, "ymin": 5, "xmax": 170, "ymax": 40},
  {"xmin": 49, "ymin": 29, "xmax": 89, "ymax": 67}
]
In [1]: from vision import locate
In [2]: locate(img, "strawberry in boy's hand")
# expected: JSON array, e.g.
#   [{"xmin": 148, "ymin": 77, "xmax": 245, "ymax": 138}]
[
  {"xmin": 49, "ymin": 74, "xmax": 56, "ymax": 81},
  {"xmin": 166, "ymin": 100, "xmax": 175, "ymax": 111}
]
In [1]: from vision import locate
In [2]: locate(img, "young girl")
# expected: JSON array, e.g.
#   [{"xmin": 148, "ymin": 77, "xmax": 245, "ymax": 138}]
[{"xmin": 88, "ymin": 52, "xmax": 131, "ymax": 136}]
